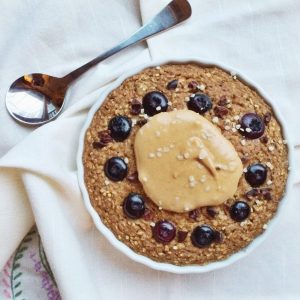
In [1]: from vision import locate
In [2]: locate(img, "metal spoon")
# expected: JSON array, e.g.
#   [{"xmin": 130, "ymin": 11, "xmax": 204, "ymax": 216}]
[{"xmin": 5, "ymin": 0, "xmax": 191, "ymax": 126}]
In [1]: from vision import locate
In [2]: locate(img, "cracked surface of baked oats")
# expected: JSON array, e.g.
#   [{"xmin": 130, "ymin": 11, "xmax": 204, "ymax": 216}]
[{"xmin": 83, "ymin": 63, "xmax": 288, "ymax": 265}]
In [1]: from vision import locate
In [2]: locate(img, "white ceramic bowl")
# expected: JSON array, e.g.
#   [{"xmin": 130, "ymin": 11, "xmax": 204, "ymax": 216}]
[{"xmin": 77, "ymin": 57, "xmax": 295, "ymax": 274}]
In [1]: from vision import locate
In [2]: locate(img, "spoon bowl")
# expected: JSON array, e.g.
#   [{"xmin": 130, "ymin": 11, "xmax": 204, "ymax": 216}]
[{"xmin": 6, "ymin": 73, "xmax": 68, "ymax": 125}]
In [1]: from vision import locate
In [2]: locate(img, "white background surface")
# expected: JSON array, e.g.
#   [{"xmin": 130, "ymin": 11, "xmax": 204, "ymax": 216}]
[{"xmin": 0, "ymin": 0, "xmax": 300, "ymax": 299}]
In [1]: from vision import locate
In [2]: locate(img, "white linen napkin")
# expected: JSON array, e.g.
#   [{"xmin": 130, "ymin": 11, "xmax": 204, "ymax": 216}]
[{"xmin": 1, "ymin": 0, "xmax": 300, "ymax": 299}]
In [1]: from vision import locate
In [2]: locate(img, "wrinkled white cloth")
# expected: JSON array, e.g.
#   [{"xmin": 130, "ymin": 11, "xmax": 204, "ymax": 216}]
[{"xmin": 0, "ymin": 0, "xmax": 300, "ymax": 299}]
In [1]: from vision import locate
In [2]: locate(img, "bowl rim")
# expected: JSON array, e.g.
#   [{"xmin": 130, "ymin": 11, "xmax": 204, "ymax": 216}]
[{"xmin": 77, "ymin": 57, "xmax": 296, "ymax": 274}]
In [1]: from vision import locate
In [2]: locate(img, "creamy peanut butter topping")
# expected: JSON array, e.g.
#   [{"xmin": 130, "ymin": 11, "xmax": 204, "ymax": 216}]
[{"xmin": 134, "ymin": 110, "xmax": 243, "ymax": 213}]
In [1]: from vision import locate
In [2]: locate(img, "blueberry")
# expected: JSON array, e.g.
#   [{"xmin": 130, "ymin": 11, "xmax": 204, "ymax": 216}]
[
  {"xmin": 123, "ymin": 193, "xmax": 145, "ymax": 219},
  {"xmin": 191, "ymin": 225, "xmax": 216, "ymax": 248},
  {"xmin": 108, "ymin": 116, "xmax": 132, "ymax": 142},
  {"xmin": 152, "ymin": 220, "xmax": 176, "ymax": 243},
  {"xmin": 142, "ymin": 91, "xmax": 168, "ymax": 116},
  {"xmin": 188, "ymin": 81, "xmax": 199, "ymax": 92},
  {"xmin": 264, "ymin": 112, "xmax": 272, "ymax": 124},
  {"xmin": 245, "ymin": 163, "xmax": 267, "ymax": 187},
  {"xmin": 230, "ymin": 201, "xmax": 250, "ymax": 222},
  {"xmin": 239, "ymin": 113, "xmax": 265, "ymax": 139},
  {"xmin": 187, "ymin": 93, "xmax": 212, "ymax": 114},
  {"xmin": 104, "ymin": 157, "xmax": 128, "ymax": 181}
]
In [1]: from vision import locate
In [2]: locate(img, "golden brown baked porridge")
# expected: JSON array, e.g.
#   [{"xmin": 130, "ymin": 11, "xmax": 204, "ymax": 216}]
[{"xmin": 83, "ymin": 63, "xmax": 288, "ymax": 265}]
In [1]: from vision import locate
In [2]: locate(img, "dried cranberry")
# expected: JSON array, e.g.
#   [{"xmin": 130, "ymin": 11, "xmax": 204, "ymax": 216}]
[
  {"xmin": 218, "ymin": 96, "xmax": 228, "ymax": 106},
  {"xmin": 166, "ymin": 79, "xmax": 178, "ymax": 90},
  {"xmin": 143, "ymin": 209, "xmax": 153, "ymax": 221},
  {"xmin": 177, "ymin": 231, "xmax": 188, "ymax": 243},
  {"xmin": 98, "ymin": 129, "xmax": 110, "ymax": 139},
  {"xmin": 245, "ymin": 188, "xmax": 259, "ymax": 200},
  {"xmin": 263, "ymin": 192, "xmax": 272, "ymax": 200},
  {"xmin": 260, "ymin": 188, "xmax": 273, "ymax": 200},
  {"xmin": 241, "ymin": 156, "xmax": 249, "ymax": 164},
  {"xmin": 264, "ymin": 112, "xmax": 272, "ymax": 124},
  {"xmin": 189, "ymin": 209, "xmax": 200, "ymax": 220},
  {"xmin": 130, "ymin": 99, "xmax": 142, "ymax": 115},
  {"xmin": 136, "ymin": 119, "xmax": 147, "ymax": 126},
  {"xmin": 206, "ymin": 207, "xmax": 218, "ymax": 218},
  {"xmin": 92, "ymin": 141, "xmax": 105, "ymax": 149},
  {"xmin": 95, "ymin": 130, "xmax": 113, "ymax": 148},
  {"xmin": 213, "ymin": 231, "xmax": 224, "ymax": 243},
  {"xmin": 127, "ymin": 171, "xmax": 138, "ymax": 182},
  {"xmin": 213, "ymin": 105, "xmax": 229, "ymax": 118},
  {"xmin": 260, "ymin": 136, "xmax": 269, "ymax": 144},
  {"xmin": 188, "ymin": 80, "xmax": 199, "ymax": 92}
]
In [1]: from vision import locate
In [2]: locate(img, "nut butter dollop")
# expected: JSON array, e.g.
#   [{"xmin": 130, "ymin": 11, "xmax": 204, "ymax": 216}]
[{"xmin": 134, "ymin": 110, "xmax": 243, "ymax": 213}]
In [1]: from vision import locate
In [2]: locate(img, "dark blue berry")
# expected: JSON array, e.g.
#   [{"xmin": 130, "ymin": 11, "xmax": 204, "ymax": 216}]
[
  {"xmin": 108, "ymin": 116, "xmax": 132, "ymax": 142},
  {"xmin": 123, "ymin": 193, "xmax": 145, "ymax": 219},
  {"xmin": 191, "ymin": 225, "xmax": 217, "ymax": 248},
  {"xmin": 187, "ymin": 93, "xmax": 212, "ymax": 114},
  {"xmin": 245, "ymin": 163, "xmax": 267, "ymax": 187},
  {"xmin": 104, "ymin": 157, "xmax": 128, "ymax": 181},
  {"xmin": 142, "ymin": 91, "xmax": 168, "ymax": 116},
  {"xmin": 239, "ymin": 113, "xmax": 265, "ymax": 139},
  {"xmin": 152, "ymin": 220, "xmax": 176, "ymax": 243},
  {"xmin": 230, "ymin": 201, "xmax": 250, "ymax": 222}
]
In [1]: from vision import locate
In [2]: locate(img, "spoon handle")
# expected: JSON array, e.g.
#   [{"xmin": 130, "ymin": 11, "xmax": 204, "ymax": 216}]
[{"xmin": 63, "ymin": 0, "xmax": 191, "ymax": 84}]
